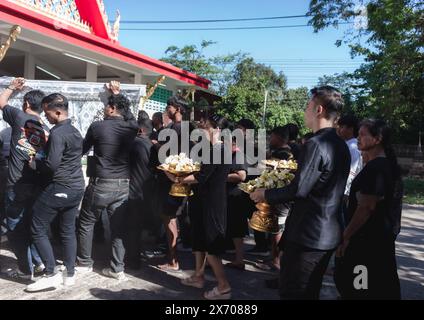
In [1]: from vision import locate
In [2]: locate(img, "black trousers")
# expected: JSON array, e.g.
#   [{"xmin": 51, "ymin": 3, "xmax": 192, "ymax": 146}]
[
  {"xmin": 279, "ymin": 241, "xmax": 334, "ymax": 300},
  {"xmin": 31, "ymin": 184, "xmax": 84, "ymax": 276},
  {"xmin": 77, "ymin": 178, "xmax": 129, "ymax": 273}
]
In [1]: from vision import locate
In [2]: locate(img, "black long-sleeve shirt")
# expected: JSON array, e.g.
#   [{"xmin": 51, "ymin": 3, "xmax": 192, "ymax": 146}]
[
  {"xmin": 83, "ymin": 116, "xmax": 139, "ymax": 179},
  {"xmin": 129, "ymin": 135, "xmax": 157, "ymax": 200},
  {"xmin": 36, "ymin": 119, "xmax": 84, "ymax": 190},
  {"xmin": 265, "ymin": 127, "xmax": 350, "ymax": 250}
]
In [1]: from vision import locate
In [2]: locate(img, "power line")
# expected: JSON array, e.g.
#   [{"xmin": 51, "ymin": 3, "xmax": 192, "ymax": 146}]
[
  {"xmin": 116, "ymin": 14, "xmax": 308, "ymax": 24},
  {"xmin": 121, "ymin": 22, "xmax": 351, "ymax": 31}
]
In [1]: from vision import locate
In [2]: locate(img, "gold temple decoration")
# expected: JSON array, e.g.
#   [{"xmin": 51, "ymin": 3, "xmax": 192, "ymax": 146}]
[
  {"xmin": 0, "ymin": 25, "xmax": 21, "ymax": 63},
  {"xmin": 139, "ymin": 75, "xmax": 166, "ymax": 110},
  {"xmin": 183, "ymin": 87, "xmax": 196, "ymax": 101},
  {"xmin": 110, "ymin": 10, "xmax": 121, "ymax": 41}
]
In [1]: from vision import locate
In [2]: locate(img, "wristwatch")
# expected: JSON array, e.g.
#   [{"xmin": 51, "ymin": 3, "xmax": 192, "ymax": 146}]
[{"xmin": 6, "ymin": 86, "xmax": 15, "ymax": 91}]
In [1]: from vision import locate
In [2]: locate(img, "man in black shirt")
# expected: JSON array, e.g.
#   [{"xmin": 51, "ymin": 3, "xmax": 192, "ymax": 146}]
[
  {"xmin": 250, "ymin": 86, "xmax": 350, "ymax": 300},
  {"xmin": 126, "ymin": 118, "xmax": 158, "ymax": 269},
  {"xmin": 77, "ymin": 86, "xmax": 138, "ymax": 280},
  {"xmin": 26, "ymin": 93, "xmax": 85, "ymax": 292},
  {"xmin": 0, "ymin": 78, "xmax": 47, "ymax": 279}
]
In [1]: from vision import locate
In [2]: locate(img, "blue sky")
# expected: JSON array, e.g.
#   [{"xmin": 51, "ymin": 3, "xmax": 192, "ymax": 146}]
[{"xmin": 103, "ymin": 0, "xmax": 363, "ymax": 88}]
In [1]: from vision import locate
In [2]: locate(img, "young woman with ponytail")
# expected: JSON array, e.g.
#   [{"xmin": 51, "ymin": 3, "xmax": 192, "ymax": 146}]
[{"xmin": 335, "ymin": 119, "xmax": 402, "ymax": 299}]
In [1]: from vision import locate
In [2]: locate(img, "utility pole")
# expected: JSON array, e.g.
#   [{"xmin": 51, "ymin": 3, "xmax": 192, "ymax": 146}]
[{"xmin": 262, "ymin": 89, "xmax": 269, "ymax": 128}]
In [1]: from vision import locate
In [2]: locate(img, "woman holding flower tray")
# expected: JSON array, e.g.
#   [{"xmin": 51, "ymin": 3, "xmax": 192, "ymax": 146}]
[{"xmin": 164, "ymin": 114, "xmax": 232, "ymax": 300}]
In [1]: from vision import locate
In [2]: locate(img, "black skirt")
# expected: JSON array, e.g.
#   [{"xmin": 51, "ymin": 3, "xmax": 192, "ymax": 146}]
[
  {"xmin": 188, "ymin": 193, "xmax": 226, "ymax": 256},
  {"xmin": 334, "ymin": 235, "xmax": 401, "ymax": 300}
]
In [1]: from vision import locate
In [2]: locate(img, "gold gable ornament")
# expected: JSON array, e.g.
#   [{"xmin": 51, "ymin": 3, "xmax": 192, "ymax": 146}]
[{"xmin": 0, "ymin": 25, "xmax": 21, "ymax": 63}]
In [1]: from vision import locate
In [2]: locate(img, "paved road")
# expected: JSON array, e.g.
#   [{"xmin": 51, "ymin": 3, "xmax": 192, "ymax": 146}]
[{"xmin": 0, "ymin": 205, "xmax": 422, "ymax": 300}]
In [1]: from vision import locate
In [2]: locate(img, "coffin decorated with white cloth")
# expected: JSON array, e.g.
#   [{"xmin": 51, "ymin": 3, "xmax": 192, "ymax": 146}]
[{"xmin": 0, "ymin": 77, "xmax": 147, "ymax": 137}]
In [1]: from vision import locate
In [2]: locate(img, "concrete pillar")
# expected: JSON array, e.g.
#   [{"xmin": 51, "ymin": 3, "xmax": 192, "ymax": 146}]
[
  {"xmin": 86, "ymin": 63, "xmax": 98, "ymax": 82},
  {"xmin": 24, "ymin": 53, "xmax": 36, "ymax": 79},
  {"xmin": 134, "ymin": 73, "xmax": 144, "ymax": 84}
]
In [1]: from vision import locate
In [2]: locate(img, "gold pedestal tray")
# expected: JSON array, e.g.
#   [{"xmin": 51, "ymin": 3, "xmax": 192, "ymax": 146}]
[
  {"xmin": 157, "ymin": 166, "xmax": 199, "ymax": 197},
  {"xmin": 169, "ymin": 179, "xmax": 194, "ymax": 197},
  {"xmin": 249, "ymin": 202, "xmax": 280, "ymax": 234}
]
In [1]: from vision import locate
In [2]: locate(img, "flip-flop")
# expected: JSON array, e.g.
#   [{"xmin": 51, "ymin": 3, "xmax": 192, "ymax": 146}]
[
  {"xmin": 181, "ymin": 276, "xmax": 205, "ymax": 289},
  {"xmin": 225, "ymin": 262, "xmax": 246, "ymax": 271},
  {"xmin": 204, "ymin": 286, "xmax": 232, "ymax": 300},
  {"xmin": 157, "ymin": 263, "xmax": 180, "ymax": 272}
]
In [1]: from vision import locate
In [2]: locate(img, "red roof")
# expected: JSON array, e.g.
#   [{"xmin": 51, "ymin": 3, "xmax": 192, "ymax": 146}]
[{"xmin": 0, "ymin": 1, "xmax": 211, "ymax": 89}]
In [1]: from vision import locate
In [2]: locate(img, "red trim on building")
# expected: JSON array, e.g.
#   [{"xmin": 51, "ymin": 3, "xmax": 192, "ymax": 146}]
[{"xmin": 0, "ymin": 2, "xmax": 211, "ymax": 89}]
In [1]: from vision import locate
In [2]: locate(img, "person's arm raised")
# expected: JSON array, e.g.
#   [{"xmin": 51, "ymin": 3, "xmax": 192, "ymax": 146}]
[{"xmin": 0, "ymin": 78, "xmax": 25, "ymax": 110}]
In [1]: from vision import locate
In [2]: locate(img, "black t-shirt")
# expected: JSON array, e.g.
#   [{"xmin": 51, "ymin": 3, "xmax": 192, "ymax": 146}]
[
  {"xmin": 288, "ymin": 142, "xmax": 301, "ymax": 161},
  {"xmin": 129, "ymin": 135, "xmax": 157, "ymax": 200},
  {"xmin": 271, "ymin": 146, "xmax": 293, "ymax": 161},
  {"xmin": 2, "ymin": 105, "xmax": 49, "ymax": 186},
  {"xmin": 347, "ymin": 157, "xmax": 399, "ymax": 240},
  {"xmin": 227, "ymin": 150, "xmax": 248, "ymax": 197},
  {"xmin": 83, "ymin": 116, "xmax": 139, "ymax": 179}
]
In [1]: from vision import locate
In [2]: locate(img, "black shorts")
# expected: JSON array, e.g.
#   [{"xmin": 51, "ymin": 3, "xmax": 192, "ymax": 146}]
[
  {"xmin": 161, "ymin": 195, "xmax": 185, "ymax": 218},
  {"xmin": 226, "ymin": 195, "xmax": 249, "ymax": 239}
]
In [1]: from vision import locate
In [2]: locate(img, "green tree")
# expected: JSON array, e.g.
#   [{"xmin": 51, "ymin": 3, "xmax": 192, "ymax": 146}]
[
  {"xmin": 317, "ymin": 72, "xmax": 374, "ymax": 119},
  {"xmin": 308, "ymin": 0, "xmax": 424, "ymax": 143},
  {"xmin": 217, "ymin": 58, "xmax": 310, "ymax": 133},
  {"xmin": 161, "ymin": 40, "xmax": 246, "ymax": 95}
]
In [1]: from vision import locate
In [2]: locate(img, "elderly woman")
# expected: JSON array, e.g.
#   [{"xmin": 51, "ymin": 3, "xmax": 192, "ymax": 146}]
[{"xmin": 335, "ymin": 119, "xmax": 402, "ymax": 299}]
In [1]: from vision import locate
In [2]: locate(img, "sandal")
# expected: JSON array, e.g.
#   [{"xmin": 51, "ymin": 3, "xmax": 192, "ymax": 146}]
[
  {"xmin": 225, "ymin": 262, "xmax": 246, "ymax": 271},
  {"xmin": 157, "ymin": 263, "xmax": 180, "ymax": 272},
  {"xmin": 254, "ymin": 261, "xmax": 279, "ymax": 272},
  {"xmin": 204, "ymin": 286, "xmax": 232, "ymax": 300},
  {"xmin": 181, "ymin": 276, "xmax": 205, "ymax": 289}
]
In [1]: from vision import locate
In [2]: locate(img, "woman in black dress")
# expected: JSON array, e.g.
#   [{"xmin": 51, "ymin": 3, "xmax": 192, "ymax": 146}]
[
  {"xmin": 165, "ymin": 114, "xmax": 232, "ymax": 300},
  {"xmin": 335, "ymin": 119, "xmax": 402, "ymax": 299}
]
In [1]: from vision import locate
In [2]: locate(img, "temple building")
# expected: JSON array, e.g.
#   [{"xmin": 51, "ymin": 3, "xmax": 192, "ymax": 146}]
[{"xmin": 0, "ymin": 0, "xmax": 212, "ymax": 115}]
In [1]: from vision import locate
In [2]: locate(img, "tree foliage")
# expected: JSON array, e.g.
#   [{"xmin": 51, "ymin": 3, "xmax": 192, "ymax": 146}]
[
  {"xmin": 308, "ymin": 0, "xmax": 424, "ymax": 143},
  {"xmin": 161, "ymin": 40, "xmax": 246, "ymax": 95}
]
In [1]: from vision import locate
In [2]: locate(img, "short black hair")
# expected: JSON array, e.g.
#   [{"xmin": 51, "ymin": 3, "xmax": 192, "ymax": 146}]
[
  {"xmin": 310, "ymin": 85, "xmax": 344, "ymax": 120},
  {"xmin": 152, "ymin": 112, "xmax": 163, "ymax": 122},
  {"xmin": 108, "ymin": 94, "xmax": 135, "ymax": 121},
  {"xmin": 42, "ymin": 93, "xmax": 68, "ymax": 112},
  {"xmin": 208, "ymin": 114, "xmax": 229, "ymax": 130},
  {"xmin": 167, "ymin": 95, "xmax": 187, "ymax": 115},
  {"xmin": 271, "ymin": 126, "xmax": 289, "ymax": 143},
  {"xmin": 24, "ymin": 90, "xmax": 45, "ymax": 113},
  {"xmin": 237, "ymin": 119, "xmax": 255, "ymax": 130},
  {"xmin": 338, "ymin": 114, "xmax": 359, "ymax": 137},
  {"xmin": 283, "ymin": 123, "xmax": 299, "ymax": 141},
  {"xmin": 137, "ymin": 118, "xmax": 153, "ymax": 135},
  {"xmin": 137, "ymin": 110, "xmax": 150, "ymax": 121}
]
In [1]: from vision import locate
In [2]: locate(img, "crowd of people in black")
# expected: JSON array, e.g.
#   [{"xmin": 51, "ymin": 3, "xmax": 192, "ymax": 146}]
[{"xmin": 0, "ymin": 77, "xmax": 403, "ymax": 300}]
